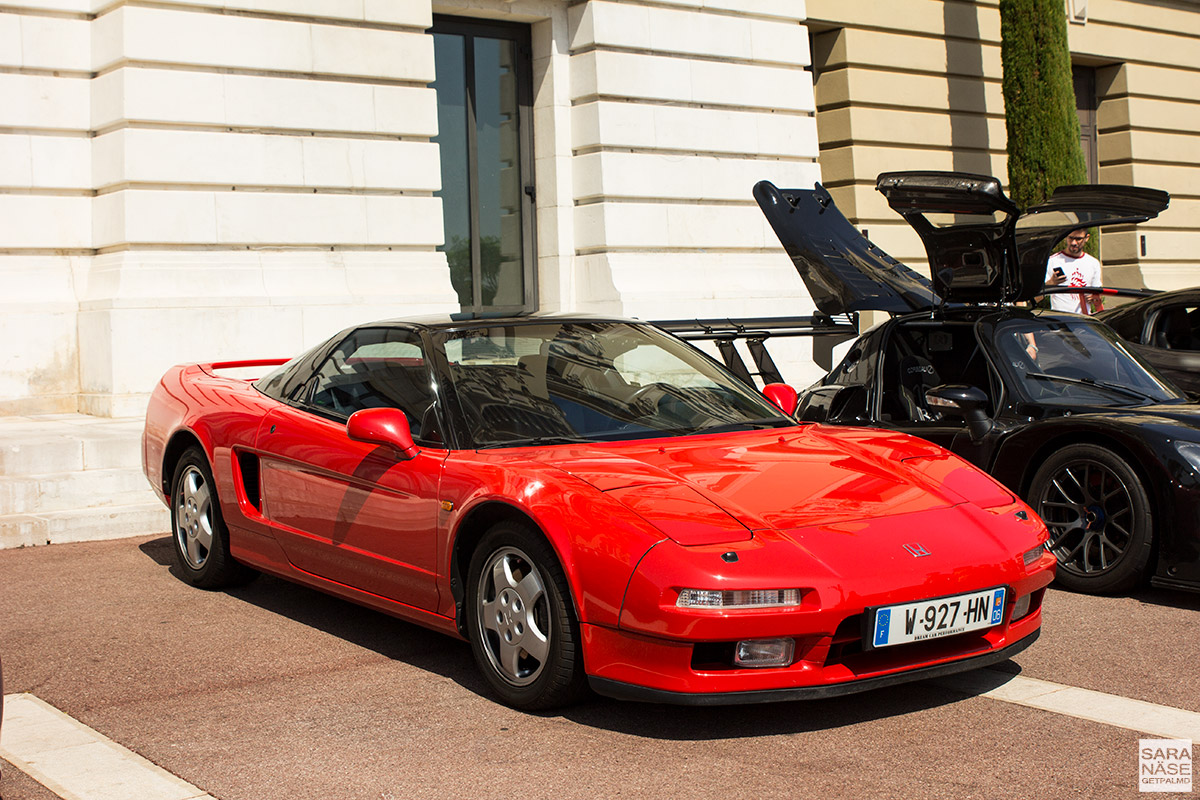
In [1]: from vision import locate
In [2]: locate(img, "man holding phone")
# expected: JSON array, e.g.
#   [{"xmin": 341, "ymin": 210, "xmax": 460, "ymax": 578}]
[{"xmin": 1044, "ymin": 228, "xmax": 1104, "ymax": 314}]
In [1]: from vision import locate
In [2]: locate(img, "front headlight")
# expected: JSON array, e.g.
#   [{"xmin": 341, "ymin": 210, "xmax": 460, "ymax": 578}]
[
  {"xmin": 676, "ymin": 588, "xmax": 804, "ymax": 609},
  {"xmin": 1175, "ymin": 442, "xmax": 1200, "ymax": 475}
]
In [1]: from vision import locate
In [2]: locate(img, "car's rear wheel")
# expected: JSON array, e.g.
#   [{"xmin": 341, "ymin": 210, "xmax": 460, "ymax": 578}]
[
  {"xmin": 1029, "ymin": 444, "xmax": 1152, "ymax": 594},
  {"xmin": 466, "ymin": 521, "xmax": 588, "ymax": 710},
  {"xmin": 170, "ymin": 447, "xmax": 256, "ymax": 589}
]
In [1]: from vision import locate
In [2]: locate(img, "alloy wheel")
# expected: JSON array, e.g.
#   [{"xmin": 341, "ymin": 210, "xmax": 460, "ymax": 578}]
[
  {"xmin": 1037, "ymin": 458, "xmax": 1135, "ymax": 577},
  {"xmin": 175, "ymin": 465, "xmax": 214, "ymax": 570},
  {"xmin": 474, "ymin": 546, "xmax": 551, "ymax": 687}
]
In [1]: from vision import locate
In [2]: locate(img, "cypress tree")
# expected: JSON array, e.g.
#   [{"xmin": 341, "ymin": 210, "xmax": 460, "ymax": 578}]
[{"xmin": 999, "ymin": 0, "xmax": 1088, "ymax": 208}]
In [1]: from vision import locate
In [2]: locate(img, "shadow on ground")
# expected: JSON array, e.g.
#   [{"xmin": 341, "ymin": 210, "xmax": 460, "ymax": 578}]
[
  {"xmin": 1130, "ymin": 585, "xmax": 1200, "ymax": 611},
  {"xmin": 138, "ymin": 535, "xmax": 1023, "ymax": 740}
]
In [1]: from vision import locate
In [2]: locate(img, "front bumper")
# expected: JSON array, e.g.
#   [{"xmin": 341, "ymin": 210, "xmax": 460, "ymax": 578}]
[
  {"xmin": 588, "ymin": 628, "xmax": 1039, "ymax": 705},
  {"xmin": 580, "ymin": 499, "xmax": 1054, "ymax": 703}
]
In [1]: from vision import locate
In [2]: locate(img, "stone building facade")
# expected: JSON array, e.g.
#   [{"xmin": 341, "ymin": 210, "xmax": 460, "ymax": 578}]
[
  {"xmin": 1, "ymin": 0, "xmax": 819, "ymax": 417},
  {"xmin": 3, "ymin": 0, "xmax": 1199, "ymax": 418}
]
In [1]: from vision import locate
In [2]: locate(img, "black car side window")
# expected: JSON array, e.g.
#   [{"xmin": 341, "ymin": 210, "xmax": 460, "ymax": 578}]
[
  {"xmin": 306, "ymin": 328, "xmax": 441, "ymax": 444},
  {"xmin": 1151, "ymin": 306, "xmax": 1200, "ymax": 351},
  {"xmin": 828, "ymin": 385, "xmax": 868, "ymax": 422}
]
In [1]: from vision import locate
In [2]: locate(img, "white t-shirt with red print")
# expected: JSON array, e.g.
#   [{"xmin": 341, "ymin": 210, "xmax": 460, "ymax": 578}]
[{"xmin": 1045, "ymin": 251, "xmax": 1103, "ymax": 314}]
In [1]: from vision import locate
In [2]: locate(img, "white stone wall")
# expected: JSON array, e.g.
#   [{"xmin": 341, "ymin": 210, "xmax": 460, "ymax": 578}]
[
  {"xmin": 1, "ymin": 0, "xmax": 825, "ymax": 417},
  {"xmin": 1, "ymin": 4, "xmax": 91, "ymax": 414},
  {"xmin": 566, "ymin": 0, "xmax": 819, "ymax": 325},
  {"xmin": 2, "ymin": 0, "xmax": 460, "ymax": 417}
]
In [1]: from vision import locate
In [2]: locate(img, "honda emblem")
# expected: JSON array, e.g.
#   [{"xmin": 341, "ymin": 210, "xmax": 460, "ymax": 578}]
[{"xmin": 903, "ymin": 543, "xmax": 931, "ymax": 558}]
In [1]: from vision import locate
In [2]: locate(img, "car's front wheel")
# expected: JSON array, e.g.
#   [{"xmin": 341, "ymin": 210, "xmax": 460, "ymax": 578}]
[
  {"xmin": 1029, "ymin": 444, "xmax": 1153, "ymax": 594},
  {"xmin": 465, "ymin": 521, "xmax": 588, "ymax": 710},
  {"xmin": 170, "ymin": 446, "xmax": 256, "ymax": 589}
]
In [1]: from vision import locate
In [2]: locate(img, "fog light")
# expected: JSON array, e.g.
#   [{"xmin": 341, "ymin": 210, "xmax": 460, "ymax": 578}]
[
  {"xmin": 1011, "ymin": 593, "xmax": 1031, "ymax": 621},
  {"xmin": 734, "ymin": 638, "xmax": 795, "ymax": 668},
  {"xmin": 1023, "ymin": 544, "xmax": 1047, "ymax": 566},
  {"xmin": 676, "ymin": 588, "xmax": 803, "ymax": 609}
]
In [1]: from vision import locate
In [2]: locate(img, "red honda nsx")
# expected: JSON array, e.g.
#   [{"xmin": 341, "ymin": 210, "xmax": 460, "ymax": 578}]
[{"xmin": 142, "ymin": 315, "xmax": 1055, "ymax": 709}]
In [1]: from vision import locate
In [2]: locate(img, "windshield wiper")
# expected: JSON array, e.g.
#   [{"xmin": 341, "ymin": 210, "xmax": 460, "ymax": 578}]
[
  {"xmin": 487, "ymin": 434, "xmax": 596, "ymax": 448},
  {"xmin": 1025, "ymin": 371, "xmax": 1155, "ymax": 403},
  {"xmin": 689, "ymin": 419, "xmax": 793, "ymax": 435}
]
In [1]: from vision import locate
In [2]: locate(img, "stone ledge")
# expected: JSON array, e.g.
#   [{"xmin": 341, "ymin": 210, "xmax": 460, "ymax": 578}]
[
  {"xmin": 0, "ymin": 503, "xmax": 169, "ymax": 549},
  {"xmin": 0, "ymin": 467, "xmax": 157, "ymax": 515}
]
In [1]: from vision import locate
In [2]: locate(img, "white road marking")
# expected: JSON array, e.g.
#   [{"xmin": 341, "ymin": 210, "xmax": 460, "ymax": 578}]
[
  {"xmin": 0, "ymin": 693, "xmax": 215, "ymax": 800},
  {"xmin": 932, "ymin": 668, "xmax": 1200, "ymax": 740}
]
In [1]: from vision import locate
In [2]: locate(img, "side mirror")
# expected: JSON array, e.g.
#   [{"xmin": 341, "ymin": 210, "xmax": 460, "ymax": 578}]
[
  {"xmin": 347, "ymin": 408, "xmax": 419, "ymax": 460},
  {"xmin": 763, "ymin": 383, "xmax": 799, "ymax": 416},
  {"xmin": 925, "ymin": 384, "xmax": 993, "ymax": 442}
]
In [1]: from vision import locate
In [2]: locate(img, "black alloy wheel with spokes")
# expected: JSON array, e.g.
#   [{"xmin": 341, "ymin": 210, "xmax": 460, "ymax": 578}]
[{"xmin": 1029, "ymin": 444, "xmax": 1153, "ymax": 594}]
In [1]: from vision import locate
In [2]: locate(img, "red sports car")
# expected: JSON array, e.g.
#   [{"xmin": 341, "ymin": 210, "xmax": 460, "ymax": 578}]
[{"xmin": 143, "ymin": 315, "xmax": 1055, "ymax": 709}]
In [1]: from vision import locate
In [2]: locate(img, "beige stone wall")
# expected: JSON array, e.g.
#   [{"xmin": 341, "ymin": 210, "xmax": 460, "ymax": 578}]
[{"xmin": 806, "ymin": 0, "xmax": 1200, "ymax": 292}]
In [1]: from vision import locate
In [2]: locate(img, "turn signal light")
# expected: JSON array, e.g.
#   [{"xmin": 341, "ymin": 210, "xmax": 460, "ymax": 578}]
[
  {"xmin": 734, "ymin": 638, "xmax": 795, "ymax": 668},
  {"xmin": 1011, "ymin": 593, "xmax": 1032, "ymax": 622},
  {"xmin": 676, "ymin": 588, "xmax": 803, "ymax": 609},
  {"xmin": 1024, "ymin": 544, "xmax": 1048, "ymax": 566}
]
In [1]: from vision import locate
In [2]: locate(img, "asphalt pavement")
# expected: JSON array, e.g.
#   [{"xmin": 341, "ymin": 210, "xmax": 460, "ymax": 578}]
[{"xmin": 1, "ymin": 534, "xmax": 1197, "ymax": 800}]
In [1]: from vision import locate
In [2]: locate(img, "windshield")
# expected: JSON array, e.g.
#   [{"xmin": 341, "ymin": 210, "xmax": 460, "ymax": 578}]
[
  {"xmin": 437, "ymin": 321, "xmax": 792, "ymax": 447},
  {"xmin": 994, "ymin": 316, "xmax": 1183, "ymax": 406}
]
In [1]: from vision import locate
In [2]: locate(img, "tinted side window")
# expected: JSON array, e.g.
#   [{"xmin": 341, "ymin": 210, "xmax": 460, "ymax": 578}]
[
  {"xmin": 826, "ymin": 342, "xmax": 863, "ymax": 385},
  {"xmin": 306, "ymin": 329, "xmax": 441, "ymax": 443},
  {"xmin": 1150, "ymin": 305, "xmax": 1200, "ymax": 351},
  {"xmin": 254, "ymin": 340, "xmax": 334, "ymax": 403}
]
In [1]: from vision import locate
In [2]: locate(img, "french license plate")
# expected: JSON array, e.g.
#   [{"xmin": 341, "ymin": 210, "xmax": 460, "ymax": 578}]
[{"xmin": 869, "ymin": 587, "xmax": 1006, "ymax": 649}]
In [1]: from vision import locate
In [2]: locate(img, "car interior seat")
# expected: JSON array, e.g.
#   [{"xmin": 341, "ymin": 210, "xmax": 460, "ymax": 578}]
[{"xmin": 897, "ymin": 355, "xmax": 942, "ymax": 422}]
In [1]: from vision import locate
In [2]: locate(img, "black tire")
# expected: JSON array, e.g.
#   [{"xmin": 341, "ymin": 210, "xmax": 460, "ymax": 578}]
[
  {"xmin": 1029, "ymin": 444, "xmax": 1153, "ymax": 594},
  {"xmin": 465, "ymin": 521, "xmax": 588, "ymax": 710},
  {"xmin": 170, "ymin": 447, "xmax": 256, "ymax": 589}
]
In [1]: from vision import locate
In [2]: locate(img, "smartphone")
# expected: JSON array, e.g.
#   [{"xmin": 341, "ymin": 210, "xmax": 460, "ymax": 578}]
[{"xmin": 1053, "ymin": 267, "xmax": 1065, "ymax": 278}]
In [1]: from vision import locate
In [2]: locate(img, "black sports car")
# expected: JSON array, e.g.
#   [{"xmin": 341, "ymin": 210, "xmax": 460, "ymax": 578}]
[
  {"xmin": 755, "ymin": 171, "xmax": 1200, "ymax": 595},
  {"xmin": 1097, "ymin": 287, "xmax": 1200, "ymax": 395}
]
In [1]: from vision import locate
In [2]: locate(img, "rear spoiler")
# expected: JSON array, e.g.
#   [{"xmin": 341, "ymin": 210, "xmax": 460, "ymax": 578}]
[
  {"xmin": 200, "ymin": 358, "xmax": 290, "ymax": 381},
  {"xmin": 654, "ymin": 314, "xmax": 858, "ymax": 386},
  {"xmin": 1040, "ymin": 285, "xmax": 1159, "ymax": 299}
]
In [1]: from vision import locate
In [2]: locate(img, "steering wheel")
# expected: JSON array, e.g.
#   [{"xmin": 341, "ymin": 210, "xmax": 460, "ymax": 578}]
[{"xmin": 628, "ymin": 382, "xmax": 668, "ymax": 409}]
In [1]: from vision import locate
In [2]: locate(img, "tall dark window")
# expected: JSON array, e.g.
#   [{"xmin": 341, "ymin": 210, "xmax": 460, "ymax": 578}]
[
  {"xmin": 432, "ymin": 17, "xmax": 536, "ymax": 316},
  {"xmin": 1073, "ymin": 65, "xmax": 1099, "ymax": 184}
]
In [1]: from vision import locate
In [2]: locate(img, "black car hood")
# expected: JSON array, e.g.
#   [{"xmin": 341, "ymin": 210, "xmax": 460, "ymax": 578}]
[
  {"xmin": 1034, "ymin": 401, "xmax": 1200, "ymax": 430},
  {"xmin": 1115, "ymin": 402, "xmax": 1200, "ymax": 426},
  {"xmin": 753, "ymin": 180, "xmax": 938, "ymax": 315},
  {"xmin": 756, "ymin": 172, "xmax": 1169, "ymax": 315}
]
